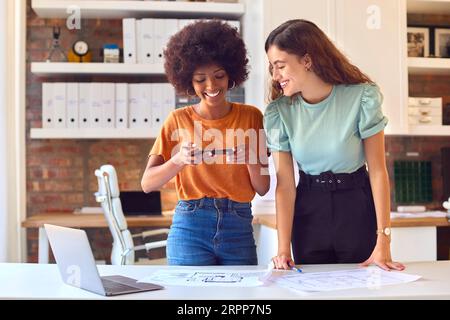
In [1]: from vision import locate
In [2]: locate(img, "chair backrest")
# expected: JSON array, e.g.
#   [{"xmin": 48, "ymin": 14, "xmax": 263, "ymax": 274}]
[{"xmin": 94, "ymin": 164, "xmax": 135, "ymax": 265}]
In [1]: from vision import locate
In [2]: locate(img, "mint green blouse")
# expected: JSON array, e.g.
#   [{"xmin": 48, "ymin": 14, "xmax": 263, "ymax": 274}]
[{"xmin": 263, "ymin": 84, "xmax": 387, "ymax": 175}]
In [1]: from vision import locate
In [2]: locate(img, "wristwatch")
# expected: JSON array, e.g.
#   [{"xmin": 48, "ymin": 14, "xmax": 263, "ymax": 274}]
[{"xmin": 376, "ymin": 227, "xmax": 391, "ymax": 237}]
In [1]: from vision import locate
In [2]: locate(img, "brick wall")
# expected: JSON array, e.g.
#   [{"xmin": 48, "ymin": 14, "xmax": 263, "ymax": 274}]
[
  {"xmin": 26, "ymin": 0, "xmax": 176, "ymax": 262},
  {"xmin": 385, "ymin": 136, "xmax": 450, "ymax": 209}
]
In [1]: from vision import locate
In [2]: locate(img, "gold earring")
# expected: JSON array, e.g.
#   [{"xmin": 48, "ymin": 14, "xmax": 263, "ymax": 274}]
[{"xmin": 186, "ymin": 88, "xmax": 196, "ymax": 96}]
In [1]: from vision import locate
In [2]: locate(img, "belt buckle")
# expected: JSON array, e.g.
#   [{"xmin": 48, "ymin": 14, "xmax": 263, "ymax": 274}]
[{"xmin": 319, "ymin": 171, "xmax": 336, "ymax": 191}]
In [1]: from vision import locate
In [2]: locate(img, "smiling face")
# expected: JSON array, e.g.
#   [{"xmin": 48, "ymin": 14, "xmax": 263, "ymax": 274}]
[
  {"xmin": 267, "ymin": 45, "xmax": 310, "ymax": 97},
  {"xmin": 192, "ymin": 64, "xmax": 230, "ymax": 108}
]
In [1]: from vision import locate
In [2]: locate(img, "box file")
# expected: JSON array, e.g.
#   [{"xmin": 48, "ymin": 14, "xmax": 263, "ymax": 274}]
[
  {"xmin": 154, "ymin": 19, "xmax": 178, "ymax": 66},
  {"xmin": 128, "ymin": 84, "xmax": 141, "ymax": 128},
  {"xmin": 123, "ymin": 18, "xmax": 137, "ymax": 64},
  {"xmin": 136, "ymin": 20, "xmax": 144, "ymax": 64},
  {"xmin": 52, "ymin": 83, "xmax": 66, "ymax": 129},
  {"xmin": 141, "ymin": 19, "xmax": 155, "ymax": 64},
  {"xmin": 115, "ymin": 83, "xmax": 128, "ymax": 129},
  {"xmin": 102, "ymin": 83, "xmax": 116, "ymax": 128},
  {"xmin": 151, "ymin": 83, "xmax": 163, "ymax": 130},
  {"xmin": 90, "ymin": 83, "xmax": 103, "ymax": 128},
  {"xmin": 162, "ymin": 84, "xmax": 175, "ymax": 126},
  {"xmin": 78, "ymin": 83, "xmax": 91, "ymax": 129},
  {"xmin": 66, "ymin": 83, "xmax": 79, "ymax": 129},
  {"xmin": 42, "ymin": 83, "xmax": 54, "ymax": 129},
  {"xmin": 140, "ymin": 83, "xmax": 153, "ymax": 128}
]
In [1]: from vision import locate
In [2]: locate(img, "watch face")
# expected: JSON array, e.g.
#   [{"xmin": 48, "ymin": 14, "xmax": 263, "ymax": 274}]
[
  {"xmin": 384, "ymin": 228, "xmax": 391, "ymax": 236},
  {"xmin": 74, "ymin": 41, "xmax": 89, "ymax": 56}
]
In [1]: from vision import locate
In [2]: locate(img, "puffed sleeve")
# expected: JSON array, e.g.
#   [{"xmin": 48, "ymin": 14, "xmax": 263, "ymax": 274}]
[
  {"xmin": 149, "ymin": 111, "xmax": 180, "ymax": 162},
  {"xmin": 358, "ymin": 84, "xmax": 388, "ymax": 139},
  {"xmin": 263, "ymin": 100, "xmax": 291, "ymax": 152}
]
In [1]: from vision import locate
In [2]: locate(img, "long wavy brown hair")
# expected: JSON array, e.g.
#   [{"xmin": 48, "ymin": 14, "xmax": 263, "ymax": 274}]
[{"xmin": 265, "ymin": 19, "xmax": 374, "ymax": 101}]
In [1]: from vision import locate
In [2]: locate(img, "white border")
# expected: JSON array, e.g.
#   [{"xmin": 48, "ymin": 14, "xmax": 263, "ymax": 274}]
[{"xmin": 5, "ymin": 0, "xmax": 26, "ymax": 262}]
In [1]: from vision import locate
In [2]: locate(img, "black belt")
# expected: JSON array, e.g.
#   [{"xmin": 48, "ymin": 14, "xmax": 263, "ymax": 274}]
[{"xmin": 298, "ymin": 166, "xmax": 368, "ymax": 191}]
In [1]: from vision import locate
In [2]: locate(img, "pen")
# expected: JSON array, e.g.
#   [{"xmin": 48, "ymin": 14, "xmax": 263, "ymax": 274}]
[{"xmin": 290, "ymin": 266, "xmax": 303, "ymax": 273}]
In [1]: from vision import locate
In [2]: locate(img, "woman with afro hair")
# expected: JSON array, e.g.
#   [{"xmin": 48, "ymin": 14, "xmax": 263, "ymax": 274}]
[{"xmin": 141, "ymin": 20, "xmax": 270, "ymax": 266}]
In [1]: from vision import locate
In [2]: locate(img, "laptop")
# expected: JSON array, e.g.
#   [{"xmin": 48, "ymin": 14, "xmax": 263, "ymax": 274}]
[
  {"xmin": 44, "ymin": 224, "xmax": 163, "ymax": 296},
  {"xmin": 120, "ymin": 191, "xmax": 162, "ymax": 216}
]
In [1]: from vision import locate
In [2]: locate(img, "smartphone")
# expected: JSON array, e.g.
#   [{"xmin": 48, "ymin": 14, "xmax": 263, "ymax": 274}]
[{"xmin": 203, "ymin": 148, "xmax": 235, "ymax": 156}]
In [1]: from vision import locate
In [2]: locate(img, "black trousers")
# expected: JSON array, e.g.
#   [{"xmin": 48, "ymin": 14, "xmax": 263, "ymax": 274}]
[{"xmin": 292, "ymin": 166, "xmax": 377, "ymax": 264}]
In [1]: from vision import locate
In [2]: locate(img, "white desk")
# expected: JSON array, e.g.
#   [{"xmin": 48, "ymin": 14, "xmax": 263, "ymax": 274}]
[{"xmin": 1, "ymin": 261, "xmax": 450, "ymax": 299}]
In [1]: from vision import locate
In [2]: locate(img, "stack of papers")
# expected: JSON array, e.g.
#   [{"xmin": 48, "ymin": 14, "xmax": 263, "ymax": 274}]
[{"xmin": 390, "ymin": 211, "xmax": 448, "ymax": 219}]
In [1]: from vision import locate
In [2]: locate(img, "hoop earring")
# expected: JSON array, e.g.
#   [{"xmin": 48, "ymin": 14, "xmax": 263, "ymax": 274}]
[
  {"xmin": 186, "ymin": 88, "xmax": 196, "ymax": 97},
  {"xmin": 228, "ymin": 80, "xmax": 236, "ymax": 90}
]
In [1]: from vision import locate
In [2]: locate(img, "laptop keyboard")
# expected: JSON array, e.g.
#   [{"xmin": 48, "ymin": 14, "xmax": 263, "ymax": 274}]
[{"xmin": 101, "ymin": 278, "xmax": 140, "ymax": 293}]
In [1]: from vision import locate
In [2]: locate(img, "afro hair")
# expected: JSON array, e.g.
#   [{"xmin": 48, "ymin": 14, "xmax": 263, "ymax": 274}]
[{"xmin": 163, "ymin": 19, "xmax": 249, "ymax": 95}]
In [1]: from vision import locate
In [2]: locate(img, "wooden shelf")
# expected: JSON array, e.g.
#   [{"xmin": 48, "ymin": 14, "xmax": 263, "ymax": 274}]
[
  {"xmin": 31, "ymin": 62, "xmax": 165, "ymax": 76},
  {"xmin": 30, "ymin": 128, "xmax": 159, "ymax": 139},
  {"xmin": 31, "ymin": 0, "xmax": 245, "ymax": 19},
  {"xmin": 407, "ymin": 0, "xmax": 450, "ymax": 15},
  {"xmin": 408, "ymin": 125, "xmax": 450, "ymax": 136},
  {"xmin": 408, "ymin": 57, "xmax": 450, "ymax": 75}
]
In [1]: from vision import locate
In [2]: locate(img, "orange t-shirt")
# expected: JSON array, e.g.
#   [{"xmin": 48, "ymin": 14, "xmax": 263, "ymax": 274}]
[{"xmin": 149, "ymin": 103, "xmax": 265, "ymax": 202}]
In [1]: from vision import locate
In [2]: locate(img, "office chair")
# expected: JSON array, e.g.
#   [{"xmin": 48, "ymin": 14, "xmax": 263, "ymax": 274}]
[{"xmin": 94, "ymin": 164, "xmax": 169, "ymax": 265}]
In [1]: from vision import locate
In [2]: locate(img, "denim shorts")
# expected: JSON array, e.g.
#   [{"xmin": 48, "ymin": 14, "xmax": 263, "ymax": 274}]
[{"xmin": 167, "ymin": 197, "xmax": 258, "ymax": 266}]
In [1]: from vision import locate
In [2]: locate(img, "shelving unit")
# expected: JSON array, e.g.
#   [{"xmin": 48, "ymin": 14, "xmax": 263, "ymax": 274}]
[
  {"xmin": 30, "ymin": 128, "xmax": 158, "ymax": 139},
  {"xmin": 406, "ymin": 0, "xmax": 450, "ymax": 135},
  {"xmin": 31, "ymin": 62, "xmax": 165, "ymax": 76},
  {"xmin": 406, "ymin": 0, "xmax": 450, "ymax": 77},
  {"xmin": 31, "ymin": 0, "xmax": 245, "ymax": 19},
  {"xmin": 30, "ymin": 0, "xmax": 244, "ymax": 139}
]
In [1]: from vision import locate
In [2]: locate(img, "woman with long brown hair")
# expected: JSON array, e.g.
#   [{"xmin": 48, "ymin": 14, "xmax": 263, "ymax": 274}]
[{"xmin": 264, "ymin": 19, "xmax": 405, "ymax": 271}]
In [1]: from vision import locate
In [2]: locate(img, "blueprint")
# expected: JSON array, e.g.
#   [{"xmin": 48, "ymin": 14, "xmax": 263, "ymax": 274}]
[
  {"xmin": 268, "ymin": 267, "xmax": 421, "ymax": 293},
  {"xmin": 138, "ymin": 268, "xmax": 271, "ymax": 287}
]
